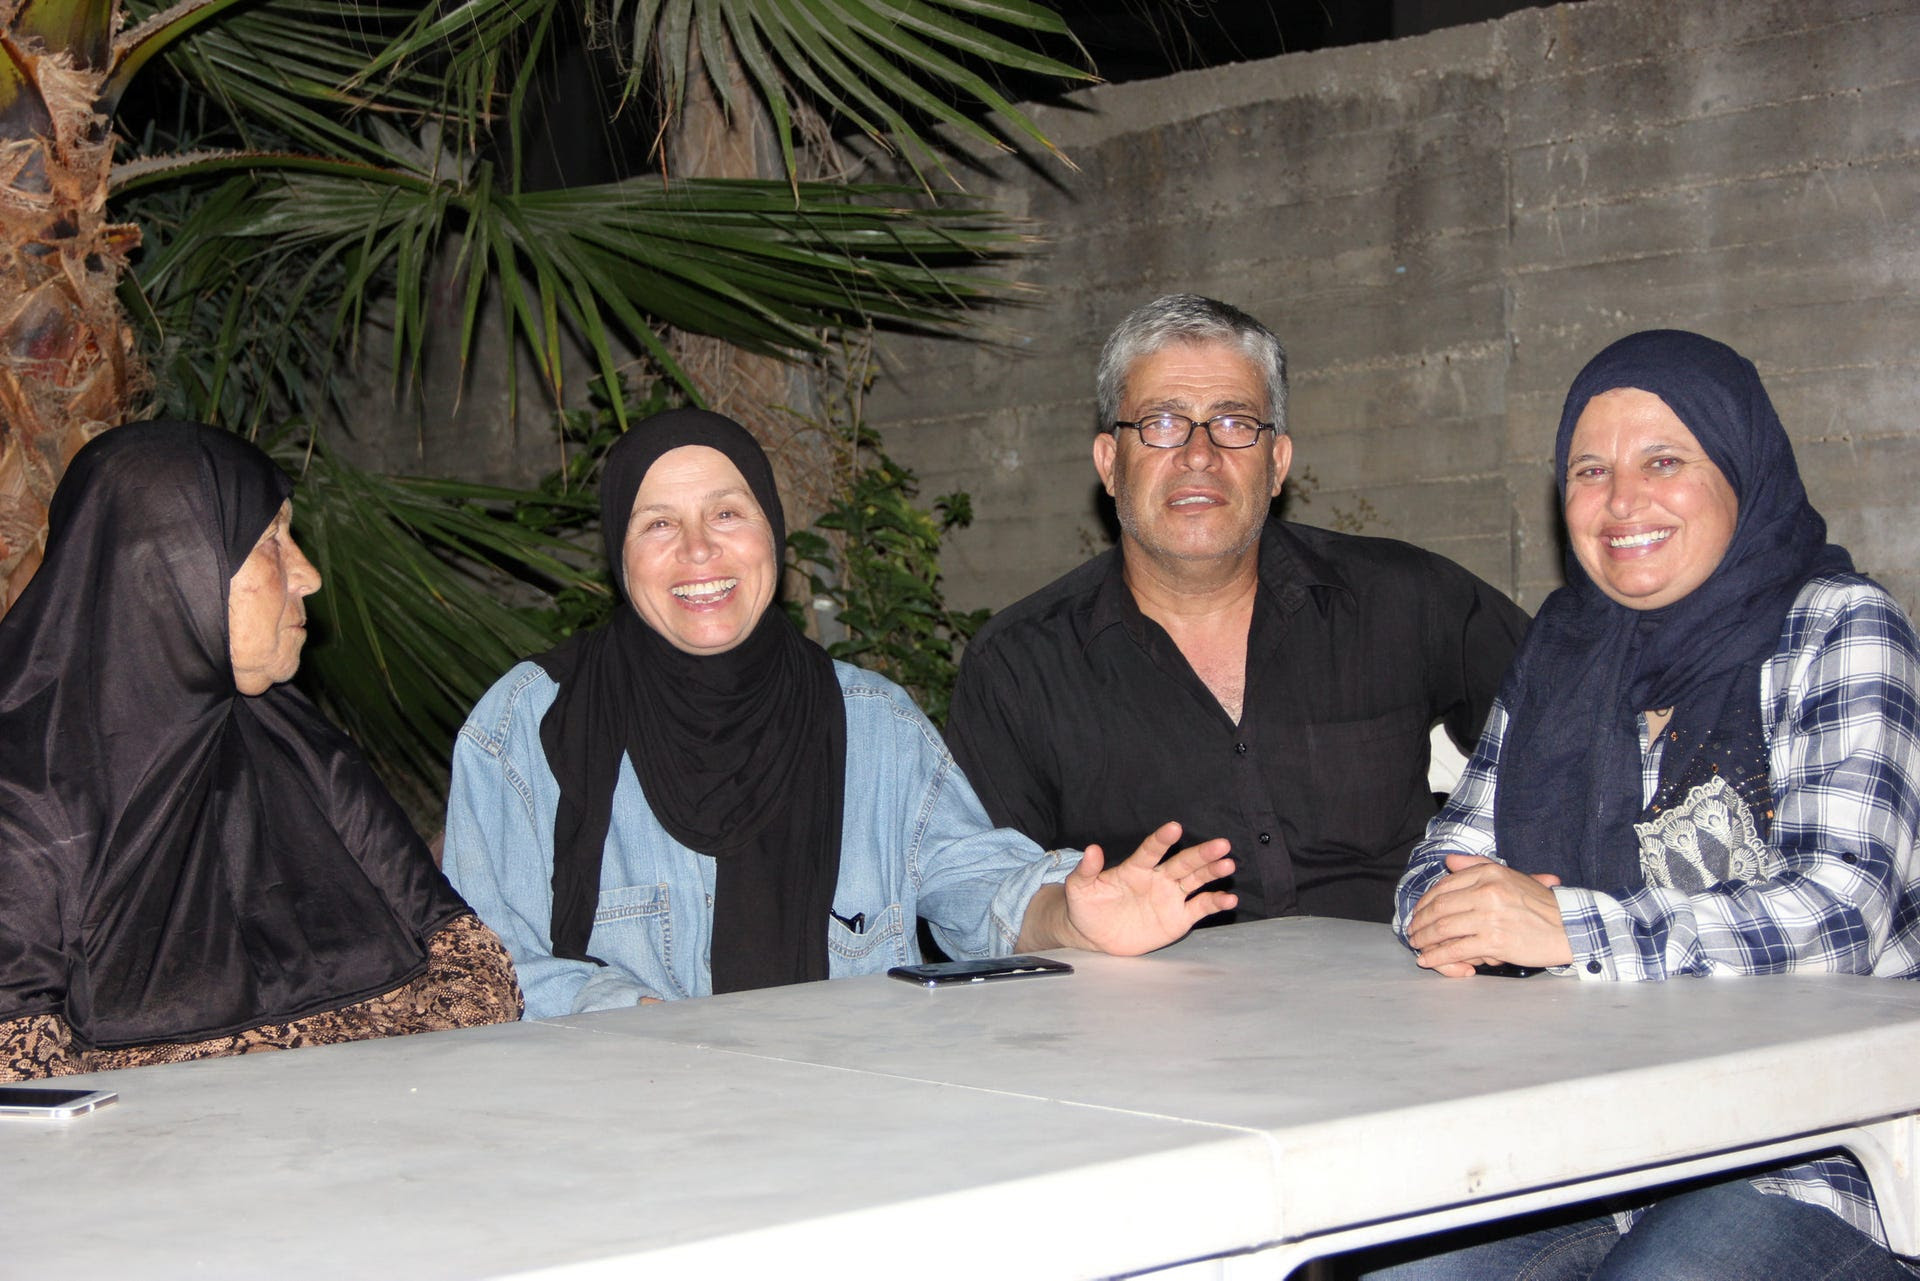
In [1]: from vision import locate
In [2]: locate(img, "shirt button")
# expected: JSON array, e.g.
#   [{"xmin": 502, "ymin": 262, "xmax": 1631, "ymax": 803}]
[
  {"xmin": 1842, "ymin": 853, "xmax": 1859, "ymax": 864},
  {"xmin": 1234, "ymin": 742, "xmax": 1248, "ymax": 755},
  {"xmin": 1586, "ymin": 960, "xmax": 1602, "ymax": 974},
  {"xmin": 1258, "ymin": 833, "xmax": 1271, "ymax": 845}
]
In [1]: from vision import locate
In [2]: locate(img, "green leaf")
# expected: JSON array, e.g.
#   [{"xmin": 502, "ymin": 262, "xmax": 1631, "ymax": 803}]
[
  {"xmin": 109, "ymin": 0, "xmax": 278, "ymax": 115},
  {"xmin": 362, "ymin": 0, "xmax": 1090, "ymax": 185},
  {"xmin": 287, "ymin": 441, "xmax": 601, "ymax": 793},
  {"xmin": 786, "ymin": 354, "xmax": 986, "ymax": 726},
  {"xmin": 156, "ymin": 168, "xmax": 1029, "ymax": 408}
]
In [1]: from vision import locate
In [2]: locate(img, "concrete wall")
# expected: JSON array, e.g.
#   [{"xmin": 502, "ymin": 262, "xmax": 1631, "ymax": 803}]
[{"xmin": 866, "ymin": 0, "xmax": 1920, "ymax": 616}]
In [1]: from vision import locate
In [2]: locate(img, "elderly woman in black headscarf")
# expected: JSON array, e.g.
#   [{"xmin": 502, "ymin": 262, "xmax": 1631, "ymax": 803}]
[
  {"xmin": 442, "ymin": 409, "xmax": 1236, "ymax": 1018},
  {"xmin": 1370, "ymin": 331, "xmax": 1920, "ymax": 1277},
  {"xmin": 0, "ymin": 422, "xmax": 522, "ymax": 1081}
]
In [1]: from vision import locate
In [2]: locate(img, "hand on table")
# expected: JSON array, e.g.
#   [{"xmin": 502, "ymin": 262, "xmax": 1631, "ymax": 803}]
[
  {"xmin": 1405, "ymin": 853, "xmax": 1570, "ymax": 978},
  {"xmin": 1019, "ymin": 821, "xmax": 1236, "ymax": 956}
]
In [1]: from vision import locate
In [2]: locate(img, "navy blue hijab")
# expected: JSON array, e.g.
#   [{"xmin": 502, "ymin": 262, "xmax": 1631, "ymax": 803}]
[{"xmin": 1493, "ymin": 330, "xmax": 1853, "ymax": 891}]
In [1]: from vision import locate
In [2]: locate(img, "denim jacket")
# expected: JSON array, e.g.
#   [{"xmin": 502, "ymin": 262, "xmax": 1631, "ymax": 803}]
[{"xmin": 443, "ymin": 660, "xmax": 1079, "ymax": 1018}]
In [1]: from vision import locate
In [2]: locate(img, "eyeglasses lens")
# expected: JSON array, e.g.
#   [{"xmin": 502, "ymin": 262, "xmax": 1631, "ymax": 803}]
[{"xmin": 1135, "ymin": 415, "xmax": 1264, "ymax": 448}]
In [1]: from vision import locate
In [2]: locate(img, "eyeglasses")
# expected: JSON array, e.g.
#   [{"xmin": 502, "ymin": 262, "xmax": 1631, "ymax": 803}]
[{"xmin": 1109, "ymin": 413, "xmax": 1274, "ymax": 450}]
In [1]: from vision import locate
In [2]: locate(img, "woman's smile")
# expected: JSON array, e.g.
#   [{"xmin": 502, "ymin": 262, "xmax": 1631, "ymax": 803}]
[
  {"xmin": 1563, "ymin": 388, "xmax": 1739, "ymax": 611},
  {"xmin": 622, "ymin": 446, "xmax": 778, "ymax": 655},
  {"xmin": 1606, "ymin": 528, "xmax": 1672, "ymax": 551},
  {"xmin": 670, "ymin": 577, "xmax": 739, "ymax": 604}
]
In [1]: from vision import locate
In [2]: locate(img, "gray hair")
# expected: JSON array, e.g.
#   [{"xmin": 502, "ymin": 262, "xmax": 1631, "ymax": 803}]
[{"xmin": 1094, "ymin": 294, "xmax": 1289, "ymax": 434}]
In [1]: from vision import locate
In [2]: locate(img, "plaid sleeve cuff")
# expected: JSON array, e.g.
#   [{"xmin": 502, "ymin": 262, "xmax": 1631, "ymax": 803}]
[{"xmin": 1556, "ymin": 886, "xmax": 1634, "ymax": 980}]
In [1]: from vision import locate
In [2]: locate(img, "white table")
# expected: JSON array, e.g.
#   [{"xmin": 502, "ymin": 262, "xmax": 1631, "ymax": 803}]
[{"xmin": 10, "ymin": 917, "xmax": 1920, "ymax": 1278}]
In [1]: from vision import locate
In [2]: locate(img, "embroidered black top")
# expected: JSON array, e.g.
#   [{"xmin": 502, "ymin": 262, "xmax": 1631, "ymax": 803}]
[{"xmin": 946, "ymin": 521, "xmax": 1529, "ymax": 923}]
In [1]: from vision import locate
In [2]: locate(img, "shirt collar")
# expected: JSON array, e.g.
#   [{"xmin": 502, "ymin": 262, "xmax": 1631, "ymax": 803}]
[
  {"xmin": 1087, "ymin": 548, "xmax": 1147, "ymax": 649},
  {"xmin": 1258, "ymin": 519, "xmax": 1350, "ymax": 611},
  {"xmin": 1084, "ymin": 520, "xmax": 1352, "ymax": 654}
]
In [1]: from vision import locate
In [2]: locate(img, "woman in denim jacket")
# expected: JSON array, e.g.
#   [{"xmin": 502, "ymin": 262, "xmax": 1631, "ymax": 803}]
[{"xmin": 443, "ymin": 409, "xmax": 1235, "ymax": 1017}]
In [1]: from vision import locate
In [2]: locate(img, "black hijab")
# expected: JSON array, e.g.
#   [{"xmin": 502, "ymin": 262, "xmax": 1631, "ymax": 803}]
[
  {"xmin": 1494, "ymin": 331, "xmax": 1853, "ymax": 890},
  {"xmin": 0, "ymin": 421, "xmax": 468, "ymax": 1048},
  {"xmin": 534, "ymin": 409, "xmax": 847, "ymax": 994}
]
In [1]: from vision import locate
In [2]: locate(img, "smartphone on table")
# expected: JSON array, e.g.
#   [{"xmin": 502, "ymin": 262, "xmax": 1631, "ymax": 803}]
[
  {"xmin": 0, "ymin": 1085, "xmax": 119, "ymax": 1119},
  {"xmin": 887, "ymin": 955, "xmax": 1074, "ymax": 987}
]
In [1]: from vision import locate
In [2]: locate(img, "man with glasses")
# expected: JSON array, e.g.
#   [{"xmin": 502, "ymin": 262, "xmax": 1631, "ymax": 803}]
[{"xmin": 946, "ymin": 294, "xmax": 1528, "ymax": 924}]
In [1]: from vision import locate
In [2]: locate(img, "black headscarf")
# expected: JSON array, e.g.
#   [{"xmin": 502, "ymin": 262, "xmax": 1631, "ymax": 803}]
[
  {"xmin": 1494, "ymin": 331, "xmax": 1853, "ymax": 889},
  {"xmin": 534, "ymin": 409, "xmax": 847, "ymax": 994},
  {"xmin": 0, "ymin": 421, "xmax": 469, "ymax": 1048}
]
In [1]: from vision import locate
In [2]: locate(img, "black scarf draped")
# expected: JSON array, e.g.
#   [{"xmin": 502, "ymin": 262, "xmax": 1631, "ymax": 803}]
[
  {"xmin": 0, "ymin": 421, "xmax": 468, "ymax": 1048},
  {"xmin": 535, "ymin": 409, "xmax": 846, "ymax": 994},
  {"xmin": 1495, "ymin": 331, "xmax": 1853, "ymax": 891}
]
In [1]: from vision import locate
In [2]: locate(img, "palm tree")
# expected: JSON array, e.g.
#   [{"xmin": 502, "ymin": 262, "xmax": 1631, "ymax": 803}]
[{"xmin": 1, "ymin": 0, "xmax": 1088, "ymax": 789}]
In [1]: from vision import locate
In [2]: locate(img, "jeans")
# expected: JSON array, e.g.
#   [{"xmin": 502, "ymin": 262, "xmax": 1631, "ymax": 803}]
[{"xmin": 1353, "ymin": 1173, "xmax": 1910, "ymax": 1280}]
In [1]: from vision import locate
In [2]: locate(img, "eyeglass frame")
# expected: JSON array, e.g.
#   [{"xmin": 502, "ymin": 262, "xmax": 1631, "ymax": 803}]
[{"xmin": 1107, "ymin": 413, "xmax": 1278, "ymax": 450}]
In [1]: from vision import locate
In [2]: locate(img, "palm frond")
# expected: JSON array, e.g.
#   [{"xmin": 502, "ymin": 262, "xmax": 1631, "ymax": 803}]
[
  {"xmin": 286, "ymin": 441, "xmax": 600, "ymax": 792},
  {"xmin": 149, "ymin": 166, "xmax": 1031, "ymax": 423},
  {"xmin": 85, "ymin": 0, "xmax": 1083, "ymax": 816},
  {"xmin": 124, "ymin": 175, "xmax": 352, "ymax": 434},
  {"xmin": 118, "ymin": 0, "xmax": 448, "ymax": 156},
  {"xmin": 369, "ymin": 0, "xmax": 1092, "ymax": 179}
]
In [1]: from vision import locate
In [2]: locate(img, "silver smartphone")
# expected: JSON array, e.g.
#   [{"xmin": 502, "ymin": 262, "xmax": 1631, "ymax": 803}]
[
  {"xmin": 887, "ymin": 955, "xmax": 1074, "ymax": 987},
  {"xmin": 0, "ymin": 1085, "xmax": 119, "ymax": 1119}
]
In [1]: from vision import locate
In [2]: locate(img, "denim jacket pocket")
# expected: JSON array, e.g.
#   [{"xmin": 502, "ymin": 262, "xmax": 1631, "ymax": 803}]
[
  {"xmin": 590, "ymin": 883, "xmax": 686, "ymax": 999},
  {"xmin": 826, "ymin": 901, "xmax": 909, "ymax": 969}
]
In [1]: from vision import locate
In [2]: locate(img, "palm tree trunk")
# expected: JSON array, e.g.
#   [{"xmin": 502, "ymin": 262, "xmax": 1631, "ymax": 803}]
[
  {"xmin": 663, "ymin": 25, "xmax": 834, "ymax": 525},
  {"xmin": 0, "ymin": 22, "xmax": 150, "ymax": 614}
]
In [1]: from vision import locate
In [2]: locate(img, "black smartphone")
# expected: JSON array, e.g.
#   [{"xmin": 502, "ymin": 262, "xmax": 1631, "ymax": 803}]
[
  {"xmin": 1474, "ymin": 963, "xmax": 1547, "ymax": 978},
  {"xmin": 887, "ymin": 955, "xmax": 1075, "ymax": 987},
  {"xmin": 0, "ymin": 1085, "xmax": 119, "ymax": 1119}
]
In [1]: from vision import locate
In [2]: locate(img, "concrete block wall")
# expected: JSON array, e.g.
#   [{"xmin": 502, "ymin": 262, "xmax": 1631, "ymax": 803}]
[{"xmin": 866, "ymin": 0, "xmax": 1920, "ymax": 616}]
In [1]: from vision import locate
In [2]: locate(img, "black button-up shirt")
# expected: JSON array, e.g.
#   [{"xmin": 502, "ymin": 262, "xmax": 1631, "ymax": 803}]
[{"xmin": 946, "ymin": 521, "xmax": 1529, "ymax": 923}]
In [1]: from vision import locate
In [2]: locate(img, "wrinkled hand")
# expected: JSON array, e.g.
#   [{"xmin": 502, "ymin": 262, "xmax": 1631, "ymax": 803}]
[
  {"xmin": 1021, "ymin": 822, "xmax": 1236, "ymax": 956},
  {"xmin": 1405, "ymin": 854, "xmax": 1570, "ymax": 978}
]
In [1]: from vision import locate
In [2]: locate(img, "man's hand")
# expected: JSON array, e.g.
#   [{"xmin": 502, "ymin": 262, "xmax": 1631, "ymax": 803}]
[
  {"xmin": 1405, "ymin": 853, "xmax": 1570, "ymax": 978},
  {"xmin": 1018, "ymin": 821, "xmax": 1236, "ymax": 955}
]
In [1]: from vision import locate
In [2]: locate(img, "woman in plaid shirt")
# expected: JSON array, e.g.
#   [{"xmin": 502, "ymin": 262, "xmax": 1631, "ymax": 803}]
[{"xmin": 1374, "ymin": 330, "xmax": 1920, "ymax": 1279}]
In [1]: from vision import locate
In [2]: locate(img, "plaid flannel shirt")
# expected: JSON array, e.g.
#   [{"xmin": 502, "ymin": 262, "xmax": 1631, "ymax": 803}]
[{"xmin": 1395, "ymin": 573, "xmax": 1920, "ymax": 1251}]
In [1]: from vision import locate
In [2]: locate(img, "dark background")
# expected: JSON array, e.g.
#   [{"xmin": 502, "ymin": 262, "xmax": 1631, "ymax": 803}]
[{"xmin": 1041, "ymin": 1, "xmax": 1564, "ymax": 85}]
